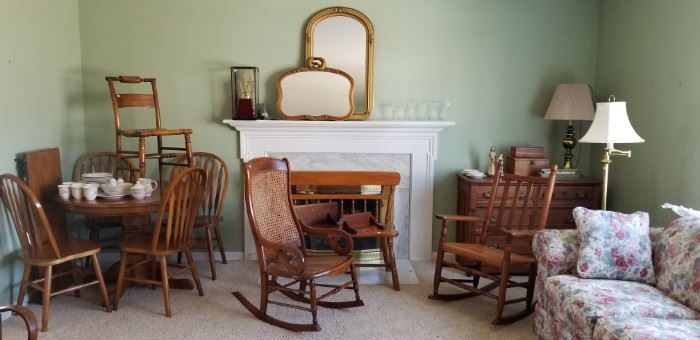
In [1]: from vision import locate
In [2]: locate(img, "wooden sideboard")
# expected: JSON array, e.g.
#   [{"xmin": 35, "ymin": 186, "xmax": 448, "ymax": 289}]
[{"xmin": 455, "ymin": 173, "xmax": 601, "ymax": 271}]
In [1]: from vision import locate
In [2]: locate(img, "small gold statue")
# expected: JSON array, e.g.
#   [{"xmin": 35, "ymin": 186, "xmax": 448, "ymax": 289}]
[{"xmin": 239, "ymin": 75, "xmax": 254, "ymax": 99}]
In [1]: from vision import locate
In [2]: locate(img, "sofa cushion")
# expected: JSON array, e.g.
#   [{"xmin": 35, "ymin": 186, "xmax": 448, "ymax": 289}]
[
  {"xmin": 574, "ymin": 207, "xmax": 655, "ymax": 284},
  {"xmin": 593, "ymin": 317, "xmax": 700, "ymax": 340},
  {"xmin": 655, "ymin": 216, "xmax": 700, "ymax": 310},
  {"xmin": 545, "ymin": 275, "xmax": 699, "ymax": 338}
]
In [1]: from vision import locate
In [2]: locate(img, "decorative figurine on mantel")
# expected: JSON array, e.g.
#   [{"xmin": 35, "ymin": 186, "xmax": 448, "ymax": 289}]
[
  {"xmin": 487, "ymin": 145, "xmax": 497, "ymax": 177},
  {"xmin": 497, "ymin": 154, "xmax": 504, "ymax": 175}
]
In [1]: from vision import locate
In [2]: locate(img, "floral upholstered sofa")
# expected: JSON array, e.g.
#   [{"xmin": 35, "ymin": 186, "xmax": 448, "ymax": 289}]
[{"xmin": 533, "ymin": 216, "xmax": 700, "ymax": 340}]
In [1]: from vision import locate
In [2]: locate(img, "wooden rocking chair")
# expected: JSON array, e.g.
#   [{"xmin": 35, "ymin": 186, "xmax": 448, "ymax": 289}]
[
  {"xmin": 430, "ymin": 161, "xmax": 557, "ymax": 324},
  {"xmin": 233, "ymin": 157, "xmax": 363, "ymax": 331}
]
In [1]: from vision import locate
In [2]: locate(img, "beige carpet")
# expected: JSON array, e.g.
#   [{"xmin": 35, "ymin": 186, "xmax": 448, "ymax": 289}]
[{"xmin": 1, "ymin": 260, "xmax": 536, "ymax": 340}]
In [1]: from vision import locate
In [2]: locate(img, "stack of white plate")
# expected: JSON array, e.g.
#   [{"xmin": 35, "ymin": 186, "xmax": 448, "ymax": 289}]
[
  {"xmin": 81, "ymin": 172, "xmax": 114, "ymax": 185},
  {"xmin": 460, "ymin": 169, "xmax": 486, "ymax": 179}
]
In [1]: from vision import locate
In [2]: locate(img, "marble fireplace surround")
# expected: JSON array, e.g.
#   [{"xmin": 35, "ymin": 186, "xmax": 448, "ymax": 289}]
[{"xmin": 222, "ymin": 120, "xmax": 454, "ymax": 261}]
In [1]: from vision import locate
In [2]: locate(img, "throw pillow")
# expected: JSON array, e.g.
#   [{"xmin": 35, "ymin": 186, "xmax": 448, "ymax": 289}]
[
  {"xmin": 654, "ymin": 216, "xmax": 700, "ymax": 310},
  {"xmin": 574, "ymin": 207, "xmax": 655, "ymax": 284}
]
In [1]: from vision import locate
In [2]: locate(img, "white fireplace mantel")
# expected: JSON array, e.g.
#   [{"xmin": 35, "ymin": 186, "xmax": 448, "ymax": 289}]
[{"xmin": 223, "ymin": 119, "xmax": 454, "ymax": 261}]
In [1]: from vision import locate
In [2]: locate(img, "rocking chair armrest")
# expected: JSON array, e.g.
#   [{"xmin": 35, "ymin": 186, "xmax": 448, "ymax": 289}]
[
  {"xmin": 0, "ymin": 304, "xmax": 38, "ymax": 340},
  {"xmin": 436, "ymin": 214, "xmax": 485, "ymax": 223},
  {"xmin": 260, "ymin": 239, "xmax": 306, "ymax": 276},
  {"xmin": 301, "ymin": 223, "xmax": 354, "ymax": 256}
]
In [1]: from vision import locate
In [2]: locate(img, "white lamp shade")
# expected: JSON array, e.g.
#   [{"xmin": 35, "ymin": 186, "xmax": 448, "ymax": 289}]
[
  {"xmin": 544, "ymin": 84, "xmax": 595, "ymax": 121},
  {"xmin": 579, "ymin": 101, "xmax": 644, "ymax": 145}
]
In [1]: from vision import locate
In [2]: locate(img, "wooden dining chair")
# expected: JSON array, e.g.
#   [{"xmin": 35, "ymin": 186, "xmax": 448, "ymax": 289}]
[
  {"xmin": 73, "ymin": 152, "xmax": 137, "ymax": 244},
  {"xmin": 233, "ymin": 157, "xmax": 363, "ymax": 332},
  {"xmin": 173, "ymin": 152, "xmax": 229, "ymax": 280},
  {"xmin": 0, "ymin": 305, "xmax": 38, "ymax": 340},
  {"xmin": 0, "ymin": 174, "xmax": 112, "ymax": 332},
  {"xmin": 106, "ymin": 75, "xmax": 193, "ymax": 182},
  {"xmin": 113, "ymin": 167, "xmax": 207, "ymax": 317},
  {"xmin": 429, "ymin": 161, "xmax": 557, "ymax": 324}
]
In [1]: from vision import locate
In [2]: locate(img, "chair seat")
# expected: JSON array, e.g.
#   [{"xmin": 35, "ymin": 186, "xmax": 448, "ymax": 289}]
[
  {"xmin": 442, "ymin": 242, "xmax": 534, "ymax": 266},
  {"xmin": 118, "ymin": 128, "xmax": 192, "ymax": 137},
  {"xmin": 119, "ymin": 232, "xmax": 192, "ymax": 256},
  {"xmin": 23, "ymin": 239, "xmax": 101, "ymax": 266},
  {"xmin": 274, "ymin": 255, "xmax": 353, "ymax": 279},
  {"xmin": 193, "ymin": 215, "xmax": 223, "ymax": 228}
]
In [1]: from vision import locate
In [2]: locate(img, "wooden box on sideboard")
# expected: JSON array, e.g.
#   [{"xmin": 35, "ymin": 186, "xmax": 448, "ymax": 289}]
[
  {"xmin": 455, "ymin": 173, "xmax": 601, "ymax": 273},
  {"xmin": 507, "ymin": 156, "xmax": 551, "ymax": 176}
]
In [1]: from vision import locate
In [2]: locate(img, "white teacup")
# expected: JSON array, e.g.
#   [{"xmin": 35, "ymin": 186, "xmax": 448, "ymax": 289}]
[
  {"xmin": 137, "ymin": 178, "xmax": 158, "ymax": 196},
  {"xmin": 83, "ymin": 184, "xmax": 98, "ymax": 201},
  {"xmin": 58, "ymin": 184, "xmax": 70, "ymax": 201},
  {"xmin": 130, "ymin": 183, "xmax": 146, "ymax": 200},
  {"xmin": 70, "ymin": 183, "xmax": 84, "ymax": 200}
]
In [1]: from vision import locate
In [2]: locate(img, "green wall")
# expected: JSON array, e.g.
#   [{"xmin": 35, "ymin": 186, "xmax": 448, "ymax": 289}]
[
  {"xmin": 0, "ymin": 0, "xmax": 84, "ymax": 304},
  {"xmin": 77, "ymin": 0, "xmax": 600, "ymax": 252},
  {"xmin": 596, "ymin": 0, "xmax": 700, "ymax": 225}
]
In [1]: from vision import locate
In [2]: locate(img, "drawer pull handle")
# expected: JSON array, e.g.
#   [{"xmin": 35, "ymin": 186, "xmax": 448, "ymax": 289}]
[
  {"xmin": 576, "ymin": 191, "xmax": 588, "ymax": 199},
  {"xmin": 482, "ymin": 191, "xmax": 492, "ymax": 199},
  {"xmin": 565, "ymin": 217, "xmax": 575, "ymax": 224},
  {"xmin": 490, "ymin": 216, "xmax": 497, "ymax": 224},
  {"xmin": 519, "ymin": 192, "xmax": 527, "ymax": 199}
]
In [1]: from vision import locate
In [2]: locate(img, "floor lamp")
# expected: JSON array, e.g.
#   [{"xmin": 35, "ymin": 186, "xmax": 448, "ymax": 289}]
[{"xmin": 579, "ymin": 97, "xmax": 644, "ymax": 210}]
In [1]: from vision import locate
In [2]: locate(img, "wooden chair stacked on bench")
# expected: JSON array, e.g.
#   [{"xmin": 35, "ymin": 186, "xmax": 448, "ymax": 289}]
[{"xmin": 290, "ymin": 171, "xmax": 402, "ymax": 291}]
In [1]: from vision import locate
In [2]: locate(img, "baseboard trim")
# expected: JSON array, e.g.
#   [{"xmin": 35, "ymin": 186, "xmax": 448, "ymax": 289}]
[{"xmin": 98, "ymin": 251, "xmax": 244, "ymax": 263}]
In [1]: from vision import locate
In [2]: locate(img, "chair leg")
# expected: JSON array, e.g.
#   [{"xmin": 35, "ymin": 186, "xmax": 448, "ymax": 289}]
[
  {"xmin": 17, "ymin": 263, "xmax": 31, "ymax": 306},
  {"xmin": 350, "ymin": 264, "xmax": 361, "ymax": 302},
  {"xmin": 213, "ymin": 225, "xmax": 228, "ymax": 264},
  {"xmin": 387, "ymin": 238, "xmax": 400, "ymax": 291},
  {"xmin": 494, "ymin": 258, "xmax": 511, "ymax": 324},
  {"xmin": 260, "ymin": 277, "xmax": 269, "ymax": 315},
  {"xmin": 113, "ymin": 252, "xmax": 129, "ymax": 310},
  {"xmin": 185, "ymin": 249, "xmax": 204, "ymax": 296},
  {"xmin": 379, "ymin": 238, "xmax": 391, "ymax": 272},
  {"xmin": 41, "ymin": 265, "xmax": 53, "ymax": 332},
  {"xmin": 526, "ymin": 262, "xmax": 537, "ymax": 311},
  {"xmin": 160, "ymin": 256, "xmax": 172, "ymax": 317},
  {"xmin": 308, "ymin": 280, "xmax": 319, "ymax": 328},
  {"xmin": 69, "ymin": 260, "xmax": 81, "ymax": 297},
  {"xmin": 204, "ymin": 227, "xmax": 217, "ymax": 280},
  {"xmin": 91, "ymin": 255, "xmax": 112, "ymax": 312},
  {"xmin": 432, "ymin": 248, "xmax": 445, "ymax": 296}
]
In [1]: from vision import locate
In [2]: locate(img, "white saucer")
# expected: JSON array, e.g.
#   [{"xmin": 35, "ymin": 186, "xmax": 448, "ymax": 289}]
[{"xmin": 97, "ymin": 192, "xmax": 129, "ymax": 200}]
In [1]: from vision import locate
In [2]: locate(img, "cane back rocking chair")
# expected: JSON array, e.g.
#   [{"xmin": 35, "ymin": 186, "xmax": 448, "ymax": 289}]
[
  {"xmin": 0, "ymin": 305, "xmax": 38, "ymax": 340},
  {"xmin": 430, "ymin": 161, "xmax": 557, "ymax": 324},
  {"xmin": 234, "ymin": 157, "xmax": 363, "ymax": 331},
  {"xmin": 106, "ymin": 75, "xmax": 193, "ymax": 182}
]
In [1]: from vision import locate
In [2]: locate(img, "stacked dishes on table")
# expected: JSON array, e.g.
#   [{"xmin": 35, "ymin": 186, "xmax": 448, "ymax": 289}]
[{"xmin": 81, "ymin": 172, "xmax": 113, "ymax": 185}]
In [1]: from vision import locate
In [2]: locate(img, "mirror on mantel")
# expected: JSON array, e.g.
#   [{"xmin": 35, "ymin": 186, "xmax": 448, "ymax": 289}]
[{"xmin": 304, "ymin": 7, "xmax": 374, "ymax": 120}]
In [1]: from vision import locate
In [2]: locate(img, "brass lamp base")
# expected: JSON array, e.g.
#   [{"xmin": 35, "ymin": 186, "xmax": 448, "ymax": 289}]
[{"xmin": 561, "ymin": 120, "xmax": 576, "ymax": 169}]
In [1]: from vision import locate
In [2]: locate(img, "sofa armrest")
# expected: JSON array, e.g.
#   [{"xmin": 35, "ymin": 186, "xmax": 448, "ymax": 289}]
[{"xmin": 533, "ymin": 229, "xmax": 580, "ymax": 278}]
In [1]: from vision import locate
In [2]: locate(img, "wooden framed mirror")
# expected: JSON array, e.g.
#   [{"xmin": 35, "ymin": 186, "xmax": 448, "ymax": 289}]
[
  {"xmin": 277, "ymin": 57, "xmax": 354, "ymax": 121},
  {"xmin": 305, "ymin": 7, "xmax": 374, "ymax": 120}
]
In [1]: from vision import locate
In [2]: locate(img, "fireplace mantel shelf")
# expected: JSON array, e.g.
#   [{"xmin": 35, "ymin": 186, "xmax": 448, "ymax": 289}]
[{"xmin": 222, "ymin": 119, "xmax": 454, "ymax": 261}]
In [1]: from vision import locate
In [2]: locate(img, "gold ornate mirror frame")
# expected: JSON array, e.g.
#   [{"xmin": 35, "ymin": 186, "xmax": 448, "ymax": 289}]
[
  {"xmin": 305, "ymin": 7, "xmax": 374, "ymax": 121},
  {"xmin": 277, "ymin": 57, "xmax": 355, "ymax": 121}
]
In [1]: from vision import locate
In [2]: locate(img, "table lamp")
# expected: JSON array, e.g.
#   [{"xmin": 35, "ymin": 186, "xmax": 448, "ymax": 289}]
[
  {"xmin": 579, "ymin": 96, "xmax": 644, "ymax": 210},
  {"xmin": 544, "ymin": 84, "xmax": 596, "ymax": 169}
]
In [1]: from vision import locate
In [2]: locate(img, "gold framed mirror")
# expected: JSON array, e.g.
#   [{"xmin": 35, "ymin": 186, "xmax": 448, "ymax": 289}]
[
  {"xmin": 277, "ymin": 57, "xmax": 355, "ymax": 121},
  {"xmin": 305, "ymin": 7, "xmax": 374, "ymax": 121}
]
